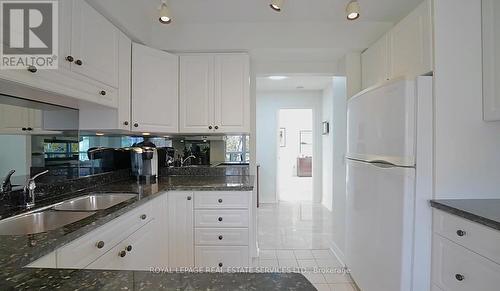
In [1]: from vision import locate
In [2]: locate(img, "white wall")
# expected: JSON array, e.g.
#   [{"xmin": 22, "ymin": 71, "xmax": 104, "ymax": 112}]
[
  {"xmin": 433, "ymin": 0, "xmax": 500, "ymax": 199},
  {"xmin": 256, "ymin": 90, "xmax": 323, "ymax": 203},
  {"xmin": 322, "ymin": 82, "xmax": 334, "ymax": 211}
]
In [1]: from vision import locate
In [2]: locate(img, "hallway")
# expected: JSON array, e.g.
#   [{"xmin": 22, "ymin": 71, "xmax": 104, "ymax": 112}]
[{"xmin": 256, "ymin": 202, "xmax": 356, "ymax": 291}]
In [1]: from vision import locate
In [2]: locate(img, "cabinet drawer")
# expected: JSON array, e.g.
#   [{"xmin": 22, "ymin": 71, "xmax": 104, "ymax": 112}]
[
  {"xmin": 194, "ymin": 191, "xmax": 250, "ymax": 209},
  {"xmin": 195, "ymin": 210, "xmax": 249, "ymax": 228},
  {"xmin": 57, "ymin": 201, "xmax": 153, "ymax": 269},
  {"xmin": 432, "ymin": 235, "xmax": 500, "ymax": 291},
  {"xmin": 433, "ymin": 210, "xmax": 500, "ymax": 265},
  {"xmin": 195, "ymin": 228, "xmax": 248, "ymax": 246},
  {"xmin": 195, "ymin": 246, "xmax": 249, "ymax": 268}
]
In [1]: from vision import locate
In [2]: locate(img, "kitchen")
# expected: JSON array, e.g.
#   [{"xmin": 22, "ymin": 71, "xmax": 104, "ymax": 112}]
[{"xmin": 0, "ymin": 0, "xmax": 500, "ymax": 290}]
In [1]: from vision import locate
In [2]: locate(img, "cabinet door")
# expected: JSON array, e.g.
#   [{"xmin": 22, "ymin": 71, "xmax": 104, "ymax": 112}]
[
  {"xmin": 168, "ymin": 191, "xmax": 194, "ymax": 268},
  {"xmin": 483, "ymin": 0, "xmax": 500, "ymax": 121},
  {"xmin": 28, "ymin": 110, "xmax": 43, "ymax": 131},
  {"xmin": 213, "ymin": 54, "xmax": 250, "ymax": 133},
  {"xmin": 389, "ymin": 0, "xmax": 432, "ymax": 79},
  {"xmin": 179, "ymin": 55, "xmax": 214, "ymax": 133},
  {"xmin": 71, "ymin": 0, "xmax": 119, "ymax": 88},
  {"xmin": 132, "ymin": 43, "xmax": 178, "ymax": 133},
  {"xmin": 0, "ymin": 104, "xmax": 30, "ymax": 133},
  {"xmin": 361, "ymin": 34, "xmax": 390, "ymax": 89}
]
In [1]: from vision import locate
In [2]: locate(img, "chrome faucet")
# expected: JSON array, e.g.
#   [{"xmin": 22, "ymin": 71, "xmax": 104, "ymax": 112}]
[
  {"xmin": 1, "ymin": 170, "xmax": 15, "ymax": 196},
  {"xmin": 181, "ymin": 155, "xmax": 196, "ymax": 167},
  {"xmin": 23, "ymin": 170, "xmax": 49, "ymax": 208}
]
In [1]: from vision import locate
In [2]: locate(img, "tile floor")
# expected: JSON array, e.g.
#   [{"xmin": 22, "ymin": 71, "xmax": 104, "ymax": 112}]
[{"xmin": 257, "ymin": 202, "xmax": 358, "ymax": 291}]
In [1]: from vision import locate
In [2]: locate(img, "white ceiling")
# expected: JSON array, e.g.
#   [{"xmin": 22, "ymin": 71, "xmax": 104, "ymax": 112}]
[
  {"xmin": 257, "ymin": 76, "xmax": 334, "ymax": 91},
  {"xmin": 88, "ymin": 0, "xmax": 423, "ymax": 74}
]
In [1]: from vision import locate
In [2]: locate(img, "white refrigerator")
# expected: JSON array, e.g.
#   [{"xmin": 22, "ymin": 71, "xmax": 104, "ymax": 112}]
[{"xmin": 345, "ymin": 77, "xmax": 433, "ymax": 291}]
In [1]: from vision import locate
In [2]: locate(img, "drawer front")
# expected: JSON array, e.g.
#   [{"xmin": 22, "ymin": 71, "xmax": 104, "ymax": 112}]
[
  {"xmin": 195, "ymin": 246, "xmax": 249, "ymax": 268},
  {"xmin": 194, "ymin": 191, "xmax": 250, "ymax": 209},
  {"xmin": 433, "ymin": 210, "xmax": 500, "ymax": 265},
  {"xmin": 195, "ymin": 228, "xmax": 249, "ymax": 246},
  {"xmin": 195, "ymin": 210, "xmax": 249, "ymax": 228},
  {"xmin": 57, "ymin": 201, "xmax": 153, "ymax": 268},
  {"xmin": 432, "ymin": 235, "xmax": 500, "ymax": 291}
]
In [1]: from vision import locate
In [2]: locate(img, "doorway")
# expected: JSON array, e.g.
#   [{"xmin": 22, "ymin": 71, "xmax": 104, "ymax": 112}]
[{"xmin": 277, "ymin": 109, "xmax": 313, "ymax": 202}]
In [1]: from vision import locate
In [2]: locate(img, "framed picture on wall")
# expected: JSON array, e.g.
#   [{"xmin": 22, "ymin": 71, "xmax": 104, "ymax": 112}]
[
  {"xmin": 322, "ymin": 121, "xmax": 330, "ymax": 135},
  {"xmin": 279, "ymin": 128, "xmax": 286, "ymax": 147}
]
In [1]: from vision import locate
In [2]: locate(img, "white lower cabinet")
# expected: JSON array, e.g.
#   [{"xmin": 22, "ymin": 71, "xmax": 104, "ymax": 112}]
[
  {"xmin": 195, "ymin": 228, "xmax": 249, "ymax": 246},
  {"xmin": 195, "ymin": 246, "xmax": 249, "ymax": 269},
  {"xmin": 432, "ymin": 210, "xmax": 500, "ymax": 291},
  {"xmin": 168, "ymin": 191, "xmax": 194, "ymax": 268}
]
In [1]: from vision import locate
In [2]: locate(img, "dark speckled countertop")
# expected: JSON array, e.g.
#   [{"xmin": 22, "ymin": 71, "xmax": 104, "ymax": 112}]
[
  {"xmin": 430, "ymin": 199, "xmax": 500, "ymax": 231},
  {"xmin": 0, "ymin": 175, "xmax": 316, "ymax": 290}
]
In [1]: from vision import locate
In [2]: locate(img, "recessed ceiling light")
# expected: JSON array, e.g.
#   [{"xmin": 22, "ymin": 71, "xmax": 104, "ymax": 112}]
[
  {"xmin": 270, "ymin": 0, "xmax": 284, "ymax": 12},
  {"xmin": 95, "ymin": 133, "xmax": 105, "ymax": 136},
  {"xmin": 159, "ymin": 1, "xmax": 172, "ymax": 24},
  {"xmin": 142, "ymin": 133, "xmax": 151, "ymax": 136},
  {"xmin": 346, "ymin": 0, "xmax": 360, "ymax": 20},
  {"xmin": 268, "ymin": 76, "xmax": 288, "ymax": 80}
]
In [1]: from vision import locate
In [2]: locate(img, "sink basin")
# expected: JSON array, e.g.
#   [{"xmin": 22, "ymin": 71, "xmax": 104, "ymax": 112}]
[
  {"xmin": 53, "ymin": 193, "xmax": 137, "ymax": 211},
  {"xmin": 0, "ymin": 210, "xmax": 95, "ymax": 235}
]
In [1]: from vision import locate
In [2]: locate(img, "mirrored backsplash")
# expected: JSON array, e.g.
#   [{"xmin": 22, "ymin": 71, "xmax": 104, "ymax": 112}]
[{"xmin": 1, "ymin": 94, "xmax": 250, "ymax": 188}]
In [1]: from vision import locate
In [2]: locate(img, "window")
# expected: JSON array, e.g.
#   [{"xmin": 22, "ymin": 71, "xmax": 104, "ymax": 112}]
[{"xmin": 225, "ymin": 135, "xmax": 250, "ymax": 162}]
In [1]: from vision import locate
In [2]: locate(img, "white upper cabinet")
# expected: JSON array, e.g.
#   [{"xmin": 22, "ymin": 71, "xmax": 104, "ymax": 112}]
[
  {"xmin": 389, "ymin": 0, "xmax": 433, "ymax": 79},
  {"xmin": 360, "ymin": 0, "xmax": 433, "ymax": 90},
  {"xmin": 0, "ymin": 104, "xmax": 43, "ymax": 134},
  {"xmin": 214, "ymin": 54, "xmax": 250, "ymax": 133},
  {"xmin": 179, "ymin": 53, "xmax": 250, "ymax": 134},
  {"xmin": 132, "ymin": 43, "xmax": 179, "ymax": 133},
  {"xmin": 179, "ymin": 55, "xmax": 215, "ymax": 133},
  {"xmin": 362, "ymin": 34, "xmax": 391, "ymax": 89},
  {"xmin": 482, "ymin": 0, "xmax": 500, "ymax": 121},
  {"xmin": 70, "ymin": 0, "xmax": 119, "ymax": 88}
]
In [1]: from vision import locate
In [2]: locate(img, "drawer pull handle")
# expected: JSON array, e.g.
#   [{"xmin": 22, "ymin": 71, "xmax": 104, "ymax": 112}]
[
  {"xmin": 218, "ymin": 217, "xmax": 223, "ymax": 222},
  {"xmin": 187, "ymin": 196, "xmax": 192, "ymax": 201},
  {"xmin": 218, "ymin": 235, "xmax": 223, "ymax": 240},
  {"xmin": 66, "ymin": 55, "xmax": 74, "ymax": 62},
  {"xmin": 455, "ymin": 274, "xmax": 465, "ymax": 281},
  {"xmin": 96, "ymin": 241, "xmax": 105, "ymax": 249},
  {"xmin": 456, "ymin": 230, "xmax": 466, "ymax": 237},
  {"xmin": 140, "ymin": 214, "xmax": 147, "ymax": 220},
  {"xmin": 27, "ymin": 65, "xmax": 37, "ymax": 73},
  {"xmin": 100, "ymin": 90, "xmax": 106, "ymax": 96},
  {"xmin": 218, "ymin": 262, "xmax": 223, "ymax": 267},
  {"xmin": 126, "ymin": 245, "xmax": 132, "ymax": 252},
  {"xmin": 75, "ymin": 59, "xmax": 83, "ymax": 66},
  {"xmin": 119, "ymin": 250, "xmax": 127, "ymax": 258},
  {"xmin": 218, "ymin": 198, "xmax": 223, "ymax": 203}
]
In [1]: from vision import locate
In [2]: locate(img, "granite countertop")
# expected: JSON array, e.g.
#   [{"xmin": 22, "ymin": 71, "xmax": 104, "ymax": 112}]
[
  {"xmin": 430, "ymin": 199, "xmax": 500, "ymax": 231},
  {"xmin": 0, "ymin": 175, "xmax": 315, "ymax": 290}
]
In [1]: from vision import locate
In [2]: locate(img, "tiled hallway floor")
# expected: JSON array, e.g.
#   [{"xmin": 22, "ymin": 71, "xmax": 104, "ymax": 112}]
[{"xmin": 257, "ymin": 202, "xmax": 358, "ymax": 291}]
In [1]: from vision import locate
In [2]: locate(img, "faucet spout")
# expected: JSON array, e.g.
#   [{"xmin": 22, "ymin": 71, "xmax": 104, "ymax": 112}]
[
  {"xmin": 23, "ymin": 170, "xmax": 49, "ymax": 208},
  {"xmin": 1, "ymin": 170, "xmax": 15, "ymax": 195},
  {"xmin": 181, "ymin": 155, "xmax": 196, "ymax": 167}
]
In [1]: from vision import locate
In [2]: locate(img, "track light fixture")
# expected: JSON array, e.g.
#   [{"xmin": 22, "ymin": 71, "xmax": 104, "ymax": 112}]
[
  {"xmin": 159, "ymin": 0, "xmax": 172, "ymax": 24},
  {"xmin": 270, "ymin": 0, "xmax": 284, "ymax": 12},
  {"xmin": 346, "ymin": 0, "xmax": 360, "ymax": 20}
]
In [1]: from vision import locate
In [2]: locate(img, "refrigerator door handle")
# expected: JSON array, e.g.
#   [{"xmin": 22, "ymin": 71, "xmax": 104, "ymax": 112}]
[{"xmin": 368, "ymin": 160, "xmax": 398, "ymax": 168}]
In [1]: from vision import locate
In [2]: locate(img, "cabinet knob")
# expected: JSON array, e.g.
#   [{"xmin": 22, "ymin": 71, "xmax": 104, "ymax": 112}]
[
  {"xmin": 187, "ymin": 196, "xmax": 192, "ymax": 201},
  {"xmin": 456, "ymin": 230, "xmax": 466, "ymax": 237},
  {"xmin": 140, "ymin": 214, "xmax": 147, "ymax": 220},
  {"xmin": 66, "ymin": 55, "xmax": 74, "ymax": 62},
  {"xmin": 22, "ymin": 128, "xmax": 27, "ymax": 131},
  {"xmin": 134, "ymin": 123, "xmax": 139, "ymax": 128},
  {"xmin": 75, "ymin": 59, "xmax": 83, "ymax": 66},
  {"xmin": 99, "ymin": 90, "xmax": 106, "ymax": 96},
  {"xmin": 455, "ymin": 274, "xmax": 465, "ymax": 281},
  {"xmin": 208, "ymin": 126, "xmax": 213, "ymax": 130},
  {"xmin": 218, "ymin": 262, "xmax": 223, "ymax": 267},
  {"xmin": 96, "ymin": 241, "xmax": 105, "ymax": 249},
  {"xmin": 27, "ymin": 127, "xmax": 33, "ymax": 131},
  {"xmin": 214, "ymin": 126, "xmax": 219, "ymax": 130},
  {"xmin": 218, "ymin": 235, "xmax": 223, "ymax": 240},
  {"xmin": 119, "ymin": 250, "xmax": 127, "ymax": 257},
  {"xmin": 123, "ymin": 121, "xmax": 129, "ymax": 126},
  {"xmin": 126, "ymin": 245, "xmax": 132, "ymax": 252},
  {"xmin": 218, "ymin": 217, "xmax": 223, "ymax": 222},
  {"xmin": 27, "ymin": 66, "xmax": 37, "ymax": 73},
  {"xmin": 218, "ymin": 198, "xmax": 223, "ymax": 203}
]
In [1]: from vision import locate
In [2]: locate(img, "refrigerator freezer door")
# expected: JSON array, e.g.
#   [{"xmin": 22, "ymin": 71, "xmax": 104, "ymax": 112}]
[
  {"xmin": 346, "ymin": 159, "xmax": 415, "ymax": 291},
  {"xmin": 347, "ymin": 79, "xmax": 416, "ymax": 166}
]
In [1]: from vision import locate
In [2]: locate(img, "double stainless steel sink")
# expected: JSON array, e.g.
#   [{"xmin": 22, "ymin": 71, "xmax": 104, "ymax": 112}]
[{"xmin": 0, "ymin": 193, "xmax": 137, "ymax": 235}]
